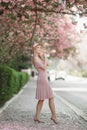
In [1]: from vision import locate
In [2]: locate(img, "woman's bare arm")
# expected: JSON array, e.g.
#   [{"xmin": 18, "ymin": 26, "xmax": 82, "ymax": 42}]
[{"xmin": 34, "ymin": 56, "xmax": 46, "ymax": 70}]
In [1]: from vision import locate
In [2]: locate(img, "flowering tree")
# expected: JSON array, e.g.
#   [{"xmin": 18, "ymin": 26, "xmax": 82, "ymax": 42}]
[{"xmin": 0, "ymin": 0, "xmax": 87, "ymax": 64}]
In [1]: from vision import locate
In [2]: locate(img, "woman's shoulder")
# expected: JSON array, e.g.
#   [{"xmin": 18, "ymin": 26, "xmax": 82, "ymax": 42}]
[{"xmin": 32, "ymin": 55, "xmax": 40, "ymax": 63}]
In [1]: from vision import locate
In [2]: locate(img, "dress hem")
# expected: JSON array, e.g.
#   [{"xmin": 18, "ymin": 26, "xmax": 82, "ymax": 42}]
[{"xmin": 35, "ymin": 96, "xmax": 54, "ymax": 100}]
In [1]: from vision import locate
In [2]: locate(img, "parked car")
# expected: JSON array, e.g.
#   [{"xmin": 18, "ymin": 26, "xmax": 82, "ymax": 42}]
[
  {"xmin": 55, "ymin": 71, "xmax": 67, "ymax": 80},
  {"xmin": 47, "ymin": 69, "xmax": 56, "ymax": 82}
]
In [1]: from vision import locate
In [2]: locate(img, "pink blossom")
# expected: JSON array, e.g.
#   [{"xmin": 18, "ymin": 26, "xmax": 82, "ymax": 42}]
[{"xmin": 3, "ymin": 0, "xmax": 9, "ymax": 3}]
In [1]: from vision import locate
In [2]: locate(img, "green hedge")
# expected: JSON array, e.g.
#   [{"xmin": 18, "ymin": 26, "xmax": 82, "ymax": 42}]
[{"xmin": 0, "ymin": 65, "xmax": 29, "ymax": 107}]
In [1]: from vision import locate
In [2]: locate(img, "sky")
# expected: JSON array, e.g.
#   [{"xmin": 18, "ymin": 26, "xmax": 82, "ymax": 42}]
[{"xmin": 75, "ymin": 15, "xmax": 87, "ymax": 33}]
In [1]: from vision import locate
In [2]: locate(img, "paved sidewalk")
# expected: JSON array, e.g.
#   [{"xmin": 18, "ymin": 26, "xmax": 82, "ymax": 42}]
[{"xmin": 0, "ymin": 79, "xmax": 87, "ymax": 130}]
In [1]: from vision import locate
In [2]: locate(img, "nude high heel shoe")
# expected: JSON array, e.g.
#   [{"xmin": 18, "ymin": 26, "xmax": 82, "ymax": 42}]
[
  {"xmin": 51, "ymin": 117, "xmax": 58, "ymax": 124},
  {"xmin": 34, "ymin": 118, "xmax": 44, "ymax": 123}
]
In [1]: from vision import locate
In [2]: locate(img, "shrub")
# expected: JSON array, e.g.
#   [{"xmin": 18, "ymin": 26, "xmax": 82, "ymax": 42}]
[
  {"xmin": 82, "ymin": 71, "xmax": 87, "ymax": 77},
  {"xmin": 6, "ymin": 54, "xmax": 31, "ymax": 71},
  {"xmin": 0, "ymin": 65, "xmax": 29, "ymax": 107},
  {"xmin": 17, "ymin": 72, "xmax": 29, "ymax": 91}
]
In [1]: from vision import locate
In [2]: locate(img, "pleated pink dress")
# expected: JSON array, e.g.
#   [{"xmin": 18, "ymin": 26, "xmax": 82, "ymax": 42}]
[{"xmin": 33, "ymin": 56, "xmax": 54, "ymax": 100}]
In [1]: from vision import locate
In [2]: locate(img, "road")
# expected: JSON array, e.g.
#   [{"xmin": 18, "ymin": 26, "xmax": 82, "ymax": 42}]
[
  {"xmin": 0, "ymin": 79, "xmax": 87, "ymax": 130},
  {"xmin": 51, "ymin": 77, "xmax": 87, "ymax": 120}
]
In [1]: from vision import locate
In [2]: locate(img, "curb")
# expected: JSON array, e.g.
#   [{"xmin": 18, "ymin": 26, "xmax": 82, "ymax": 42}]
[
  {"xmin": 54, "ymin": 92, "xmax": 87, "ymax": 122},
  {"xmin": 0, "ymin": 82, "xmax": 28, "ymax": 114}
]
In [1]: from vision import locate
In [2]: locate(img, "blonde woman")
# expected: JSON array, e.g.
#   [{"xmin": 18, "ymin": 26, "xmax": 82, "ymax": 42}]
[{"xmin": 32, "ymin": 43, "xmax": 58, "ymax": 124}]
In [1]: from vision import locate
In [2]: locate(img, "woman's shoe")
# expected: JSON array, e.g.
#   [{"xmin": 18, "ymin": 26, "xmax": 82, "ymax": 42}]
[
  {"xmin": 51, "ymin": 117, "xmax": 58, "ymax": 124},
  {"xmin": 34, "ymin": 118, "xmax": 44, "ymax": 123}
]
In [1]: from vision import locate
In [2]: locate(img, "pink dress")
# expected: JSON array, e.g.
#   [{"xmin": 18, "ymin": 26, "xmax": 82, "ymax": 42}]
[{"xmin": 33, "ymin": 56, "xmax": 54, "ymax": 100}]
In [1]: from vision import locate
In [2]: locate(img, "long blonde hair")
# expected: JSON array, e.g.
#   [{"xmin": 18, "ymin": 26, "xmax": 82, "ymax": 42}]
[{"xmin": 33, "ymin": 43, "xmax": 45, "ymax": 62}]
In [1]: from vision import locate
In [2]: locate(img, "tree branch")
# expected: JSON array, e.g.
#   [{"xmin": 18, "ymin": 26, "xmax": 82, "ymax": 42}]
[
  {"xmin": 28, "ymin": 0, "xmax": 38, "ymax": 46},
  {"xmin": 29, "ymin": 7, "xmax": 87, "ymax": 15}
]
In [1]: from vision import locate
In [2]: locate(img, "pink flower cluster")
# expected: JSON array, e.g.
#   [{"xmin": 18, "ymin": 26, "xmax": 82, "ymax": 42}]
[{"xmin": 0, "ymin": 0, "xmax": 9, "ymax": 3}]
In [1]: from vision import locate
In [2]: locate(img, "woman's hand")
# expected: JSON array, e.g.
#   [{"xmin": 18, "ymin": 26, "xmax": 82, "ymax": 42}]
[
  {"xmin": 46, "ymin": 63, "xmax": 49, "ymax": 66},
  {"xmin": 44, "ymin": 60, "xmax": 49, "ymax": 67}
]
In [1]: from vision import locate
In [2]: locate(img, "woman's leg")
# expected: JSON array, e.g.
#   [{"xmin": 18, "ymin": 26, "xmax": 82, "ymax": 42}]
[
  {"xmin": 34, "ymin": 100, "xmax": 44, "ymax": 120},
  {"xmin": 49, "ymin": 98, "xmax": 58, "ymax": 123}
]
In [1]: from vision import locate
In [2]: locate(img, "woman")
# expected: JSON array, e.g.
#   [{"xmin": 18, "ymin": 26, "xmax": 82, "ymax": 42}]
[{"xmin": 32, "ymin": 43, "xmax": 58, "ymax": 124}]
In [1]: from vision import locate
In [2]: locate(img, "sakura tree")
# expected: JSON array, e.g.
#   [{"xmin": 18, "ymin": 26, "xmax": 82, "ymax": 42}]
[{"xmin": 0, "ymin": 0, "xmax": 87, "ymax": 64}]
